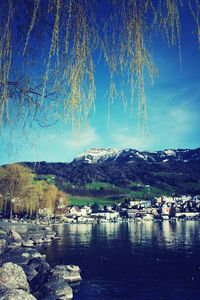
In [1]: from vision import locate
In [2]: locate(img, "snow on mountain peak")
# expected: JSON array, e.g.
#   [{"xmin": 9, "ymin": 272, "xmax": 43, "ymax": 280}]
[
  {"xmin": 73, "ymin": 147, "xmax": 200, "ymax": 164},
  {"xmin": 74, "ymin": 148, "xmax": 121, "ymax": 163},
  {"xmin": 163, "ymin": 149, "xmax": 176, "ymax": 156}
]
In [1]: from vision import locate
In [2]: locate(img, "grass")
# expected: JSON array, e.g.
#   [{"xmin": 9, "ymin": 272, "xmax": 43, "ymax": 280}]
[
  {"xmin": 84, "ymin": 181, "xmax": 124, "ymax": 192},
  {"xmin": 38, "ymin": 174, "xmax": 56, "ymax": 185},
  {"xmin": 128, "ymin": 181, "xmax": 144, "ymax": 188},
  {"xmin": 68, "ymin": 181, "xmax": 170, "ymax": 206},
  {"xmin": 68, "ymin": 196, "xmax": 121, "ymax": 207}
]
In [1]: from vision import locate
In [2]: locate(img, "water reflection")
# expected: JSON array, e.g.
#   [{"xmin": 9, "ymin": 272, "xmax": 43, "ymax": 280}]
[
  {"xmin": 127, "ymin": 220, "xmax": 200, "ymax": 252},
  {"xmin": 41, "ymin": 221, "xmax": 200, "ymax": 300}
]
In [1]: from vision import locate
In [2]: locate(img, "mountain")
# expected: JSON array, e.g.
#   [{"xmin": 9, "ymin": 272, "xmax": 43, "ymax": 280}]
[
  {"xmin": 74, "ymin": 148, "xmax": 121, "ymax": 163},
  {"xmin": 23, "ymin": 147, "xmax": 200, "ymax": 198},
  {"xmin": 73, "ymin": 147, "xmax": 200, "ymax": 164}
]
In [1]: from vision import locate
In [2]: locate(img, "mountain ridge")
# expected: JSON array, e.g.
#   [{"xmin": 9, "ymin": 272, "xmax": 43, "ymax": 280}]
[
  {"xmin": 72, "ymin": 147, "xmax": 200, "ymax": 164},
  {"xmin": 22, "ymin": 147, "xmax": 200, "ymax": 198}
]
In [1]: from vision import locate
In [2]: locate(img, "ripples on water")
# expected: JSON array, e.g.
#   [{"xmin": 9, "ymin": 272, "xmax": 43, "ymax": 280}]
[{"xmin": 39, "ymin": 221, "xmax": 200, "ymax": 300}]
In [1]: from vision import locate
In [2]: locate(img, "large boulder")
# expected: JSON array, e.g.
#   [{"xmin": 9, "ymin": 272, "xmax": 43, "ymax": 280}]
[
  {"xmin": 51, "ymin": 264, "xmax": 82, "ymax": 283},
  {"xmin": 41, "ymin": 274, "xmax": 73, "ymax": 300},
  {"xmin": 28, "ymin": 258, "xmax": 51, "ymax": 296},
  {"xmin": 0, "ymin": 289, "xmax": 36, "ymax": 300},
  {"xmin": 28, "ymin": 257, "xmax": 50, "ymax": 274},
  {"xmin": 0, "ymin": 262, "xmax": 29, "ymax": 292},
  {"xmin": 9, "ymin": 229, "xmax": 22, "ymax": 242},
  {"xmin": 29, "ymin": 271, "xmax": 49, "ymax": 296},
  {"xmin": 22, "ymin": 265, "xmax": 38, "ymax": 282},
  {"xmin": 1, "ymin": 247, "xmax": 44, "ymax": 266}
]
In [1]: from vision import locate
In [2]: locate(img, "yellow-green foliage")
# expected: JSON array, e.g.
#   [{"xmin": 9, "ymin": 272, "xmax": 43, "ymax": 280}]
[
  {"xmin": 0, "ymin": 164, "xmax": 68, "ymax": 218},
  {"xmin": 0, "ymin": 0, "xmax": 199, "ymax": 130}
]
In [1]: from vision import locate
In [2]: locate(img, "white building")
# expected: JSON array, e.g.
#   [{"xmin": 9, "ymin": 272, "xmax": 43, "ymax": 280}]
[{"xmin": 91, "ymin": 210, "xmax": 119, "ymax": 220}]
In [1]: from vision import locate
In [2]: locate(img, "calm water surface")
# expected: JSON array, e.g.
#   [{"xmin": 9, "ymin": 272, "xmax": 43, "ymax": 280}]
[{"xmin": 39, "ymin": 221, "xmax": 200, "ymax": 300}]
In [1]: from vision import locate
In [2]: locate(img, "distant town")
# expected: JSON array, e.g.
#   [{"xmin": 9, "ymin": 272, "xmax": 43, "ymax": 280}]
[
  {"xmin": 63, "ymin": 194, "xmax": 200, "ymax": 223},
  {"xmin": 23, "ymin": 194, "xmax": 200, "ymax": 224}
]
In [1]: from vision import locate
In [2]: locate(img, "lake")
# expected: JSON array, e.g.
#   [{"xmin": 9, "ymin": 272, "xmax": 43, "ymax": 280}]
[{"xmin": 39, "ymin": 221, "xmax": 200, "ymax": 300}]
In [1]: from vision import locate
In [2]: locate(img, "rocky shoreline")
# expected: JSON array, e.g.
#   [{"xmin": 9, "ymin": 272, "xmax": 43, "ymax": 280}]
[{"xmin": 0, "ymin": 223, "xmax": 81, "ymax": 299}]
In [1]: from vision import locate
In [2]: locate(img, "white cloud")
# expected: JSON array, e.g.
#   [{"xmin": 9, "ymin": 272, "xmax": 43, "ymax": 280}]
[
  {"xmin": 3, "ymin": 127, "xmax": 101, "ymax": 163},
  {"xmin": 65, "ymin": 127, "xmax": 101, "ymax": 149},
  {"xmin": 112, "ymin": 128, "xmax": 156, "ymax": 150}
]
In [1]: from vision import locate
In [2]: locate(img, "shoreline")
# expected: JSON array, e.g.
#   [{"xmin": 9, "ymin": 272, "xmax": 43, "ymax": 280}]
[
  {"xmin": 1, "ymin": 214, "xmax": 199, "ymax": 230},
  {"xmin": 0, "ymin": 221, "xmax": 82, "ymax": 300}
]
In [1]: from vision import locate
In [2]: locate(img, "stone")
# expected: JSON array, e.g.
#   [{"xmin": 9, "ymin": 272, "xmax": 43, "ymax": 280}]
[
  {"xmin": 21, "ymin": 252, "xmax": 31, "ymax": 258},
  {"xmin": 52, "ymin": 235, "xmax": 60, "ymax": 240},
  {"xmin": 28, "ymin": 259, "xmax": 51, "ymax": 296},
  {"xmin": 33, "ymin": 238, "xmax": 44, "ymax": 244},
  {"xmin": 22, "ymin": 240, "xmax": 34, "ymax": 247},
  {"xmin": 0, "ymin": 262, "xmax": 30, "ymax": 292},
  {"xmin": 9, "ymin": 229, "xmax": 22, "ymax": 241},
  {"xmin": 0, "ymin": 239, "xmax": 7, "ymax": 255},
  {"xmin": 0, "ymin": 289, "xmax": 36, "ymax": 300},
  {"xmin": 41, "ymin": 274, "xmax": 73, "ymax": 300},
  {"xmin": 23, "ymin": 265, "xmax": 38, "ymax": 282},
  {"xmin": 51, "ymin": 264, "xmax": 82, "ymax": 283},
  {"xmin": 28, "ymin": 257, "xmax": 50, "ymax": 274},
  {"xmin": 43, "ymin": 237, "xmax": 51, "ymax": 243},
  {"xmin": 66, "ymin": 265, "xmax": 81, "ymax": 273},
  {"xmin": 7, "ymin": 241, "xmax": 22, "ymax": 249},
  {"xmin": 31, "ymin": 252, "xmax": 46, "ymax": 259},
  {"xmin": 0, "ymin": 229, "xmax": 8, "ymax": 237},
  {"xmin": 30, "ymin": 271, "xmax": 49, "ymax": 296},
  {"xmin": 44, "ymin": 231, "xmax": 56, "ymax": 239}
]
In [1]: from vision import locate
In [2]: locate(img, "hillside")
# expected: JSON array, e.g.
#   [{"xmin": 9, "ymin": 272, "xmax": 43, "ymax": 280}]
[{"xmin": 21, "ymin": 148, "xmax": 200, "ymax": 200}]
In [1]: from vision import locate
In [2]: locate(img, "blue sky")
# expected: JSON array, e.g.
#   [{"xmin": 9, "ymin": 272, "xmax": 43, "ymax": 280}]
[{"xmin": 0, "ymin": 5, "xmax": 200, "ymax": 164}]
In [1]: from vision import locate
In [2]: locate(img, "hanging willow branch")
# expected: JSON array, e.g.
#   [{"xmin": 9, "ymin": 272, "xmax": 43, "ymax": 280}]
[{"xmin": 0, "ymin": 0, "xmax": 199, "ymax": 131}]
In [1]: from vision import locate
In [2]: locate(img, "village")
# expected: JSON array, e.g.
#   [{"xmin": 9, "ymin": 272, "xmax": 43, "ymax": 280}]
[{"xmin": 50, "ymin": 194, "xmax": 200, "ymax": 224}]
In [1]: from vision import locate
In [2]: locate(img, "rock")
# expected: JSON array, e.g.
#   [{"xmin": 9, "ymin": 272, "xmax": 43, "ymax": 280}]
[
  {"xmin": 45, "ymin": 226, "xmax": 52, "ymax": 231},
  {"xmin": 7, "ymin": 241, "xmax": 22, "ymax": 249},
  {"xmin": 4, "ymin": 247, "xmax": 44, "ymax": 263},
  {"xmin": 43, "ymin": 237, "xmax": 51, "ymax": 243},
  {"xmin": 28, "ymin": 257, "xmax": 50, "ymax": 274},
  {"xmin": 33, "ymin": 238, "xmax": 44, "ymax": 244},
  {"xmin": 21, "ymin": 252, "xmax": 31, "ymax": 258},
  {"xmin": 52, "ymin": 235, "xmax": 60, "ymax": 240},
  {"xmin": 51, "ymin": 264, "xmax": 82, "ymax": 283},
  {"xmin": 30, "ymin": 271, "xmax": 49, "ymax": 296},
  {"xmin": 22, "ymin": 265, "xmax": 38, "ymax": 282},
  {"xmin": 0, "ymin": 239, "xmax": 7, "ymax": 255},
  {"xmin": 21, "ymin": 248, "xmax": 45, "ymax": 259},
  {"xmin": 0, "ymin": 230, "xmax": 11, "ymax": 244},
  {"xmin": 33, "ymin": 236, "xmax": 52, "ymax": 244},
  {"xmin": 31, "ymin": 252, "xmax": 46, "ymax": 259},
  {"xmin": 0, "ymin": 289, "xmax": 36, "ymax": 300},
  {"xmin": 0, "ymin": 262, "xmax": 29, "ymax": 292},
  {"xmin": 66, "ymin": 265, "xmax": 81, "ymax": 273},
  {"xmin": 22, "ymin": 240, "xmax": 34, "ymax": 247},
  {"xmin": 44, "ymin": 231, "xmax": 56, "ymax": 239},
  {"xmin": 10, "ymin": 229, "xmax": 22, "ymax": 241},
  {"xmin": 41, "ymin": 274, "xmax": 73, "ymax": 300},
  {"xmin": 20, "ymin": 248, "xmax": 46, "ymax": 259},
  {"xmin": 1, "ymin": 247, "xmax": 29, "ymax": 266},
  {"xmin": 28, "ymin": 258, "xmax": 51, "ymax": 295},
  {"xmin": 0, "ymin": 229, "xmax": 8, "ymax": 237}
]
